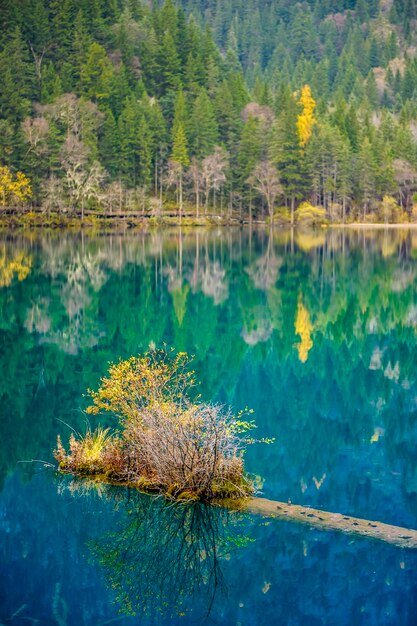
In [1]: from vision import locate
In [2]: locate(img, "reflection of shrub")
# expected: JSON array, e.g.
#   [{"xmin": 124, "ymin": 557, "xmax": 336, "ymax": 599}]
[
  {"xmin": 295, "ymin": 202, "xmax": 328, "ymax": 225},
  {"xmin": 78, "ymin": 486, "xmax": 253, "ymax": 620},
  {"xmin": 55, "ymin": 349, "xmax": 261, "ymax": 500}
]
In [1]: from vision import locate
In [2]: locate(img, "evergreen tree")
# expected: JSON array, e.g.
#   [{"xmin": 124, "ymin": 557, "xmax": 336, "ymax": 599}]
[
  {"xmin": 100, "ymin": 108, "xmax": 120, "ymax": 177},
  {"xmin": 0, "ymin": 27, "xmax": 34, "ymax": 125},
  {"xmin": 171, "ymin": 123, "xmax": 189, "ymax": 218},
  {"xmin": 235, "ymin": 115, "xmax": 263, "ymax": 202},
  {"xmin": 80, "ymin": 42, "xmax": 113, "ymax": 102},
  {"xmin": 356, "ymin": 137, "xmax": 377, "ymax": 217},
  {"xmin": 0, "ymin": 0, "xmax": 416, "ymax": 217},
  {"xmin": 158, "ymin": 31, "xmax": 182, "ymax": 96},
  {"xmin": 269, "ymin": 104, "xmax": 307, "ymax": 221},
  {"xmin": 188, "ymin": 89, "xmax": 218, "ymax": 159}
]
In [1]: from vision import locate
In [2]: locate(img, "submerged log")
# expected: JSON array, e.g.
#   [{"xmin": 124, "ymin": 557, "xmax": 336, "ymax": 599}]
[
  {"xmin": 222, "ymin": 497, "xmax": 417, "ymax": 549},
  {"xmin": 66, "ymin": 474, "xmax": 417, "ymax": 549}
]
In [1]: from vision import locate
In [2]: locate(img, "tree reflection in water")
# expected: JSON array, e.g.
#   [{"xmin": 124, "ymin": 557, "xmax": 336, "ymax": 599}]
[{"xmin": 63, "ymin": 479, "xmax": 253, "ymax": 621}]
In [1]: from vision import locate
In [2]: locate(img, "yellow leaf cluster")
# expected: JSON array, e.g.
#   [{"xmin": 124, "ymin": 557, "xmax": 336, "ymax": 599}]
[
  {"xmin": 86, "ymin": 349, "xmax": 195, "ymax": 423},
  {"xmin": 0, "ymin": 166, "xmax": 32, "ymax": 206},
  {"xmin": 297, "ymin": 85, "xmax": 316, "ymax": 148},
  {"xmin": 295, "ymin": 295, "xmax": 313, "ymax": 363},
  {"xmin": 0, "ymin": 251, "xmax": 32, "ymax": 288}
]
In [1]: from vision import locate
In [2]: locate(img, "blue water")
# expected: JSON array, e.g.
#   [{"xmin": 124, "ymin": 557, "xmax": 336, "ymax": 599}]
[{"xmin": 1, "ymin": 228, "xmax": 417, "ymax": 625}]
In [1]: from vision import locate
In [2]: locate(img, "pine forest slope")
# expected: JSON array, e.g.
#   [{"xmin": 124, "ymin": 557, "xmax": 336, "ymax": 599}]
[{"xmin": 1, "ymin": 0, "xmax": 417, "ymax": 223}]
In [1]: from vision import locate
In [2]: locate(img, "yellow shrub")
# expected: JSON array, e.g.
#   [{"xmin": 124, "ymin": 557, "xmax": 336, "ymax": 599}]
[
  {"xmin": 0, "ymin": 166, "xmax": 32, "ymax": 206},
  {"xmin": 295, "ymin": 202, "xmax": 328, "ymax": 225}
]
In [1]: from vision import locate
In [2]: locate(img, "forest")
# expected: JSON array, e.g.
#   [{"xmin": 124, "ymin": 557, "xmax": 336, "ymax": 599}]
[{"xmin": 1, "ymin": 0, "xmax": 417, "ymax": 223}]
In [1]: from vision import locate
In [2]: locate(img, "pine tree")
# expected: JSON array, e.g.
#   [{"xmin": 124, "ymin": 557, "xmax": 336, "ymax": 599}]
[
  {"xmin": 368, "ymin": 37, "xmax": 380, "ymax": 69},
  {"xmin": 118, "ymin": 98, "xmax": 139, "ymax": 184},
  {"xmin": 0, "ymin": 27, "xmax": 34, "ymax": 125},
  {"xmin": 356, "ymin": 137, "xmax": 377, "ymax": 218},
  {"xmin": 29, "ymin": 0, "xmax": 50, "ymax": 51},
  {"xmin": 188, "ymin": 89, "xmax": 218, "ymax": 159},
  {"xmin": 270, "ymin": 104, "xmax": 308, "ymax": 221},
  {"xmin": 365, "ymin": 71, "xmax": 379, "ymax": 108},
  {"xmin": 214, "ymin": 81, "xmax": 242, "ymax": 153},
  {"xmin": 40, "ymin": 62, "xmax": 62, "ymax": 103},
  {"xmin": 171, "ymin": 123, "xmax": 189, "ymax": 218},
  {"xmin": 80, "ymin": 42, "xmax": 114, "ymax": 102},
  {"xmin": 109, "ymin": 64, "xmax": 131, "ymax": 118},
  {"xmin": 291, "ymin": 6, "xmax": 317, "ymax": 59},
  {"xmin": 72, "ymin": 10, "xmax": 92, "ymax": 85},
  {"xmin": 100, "ymin": 108, "xmax": 120, "ymax": 177},
  {"xmin": 50, "ymin": 0, "xmax": 74, "ymax": 64},
  {"xmin": 158, "ymin": 31, "xmax": 182, "ymax": 96},
  {"xmin": 136, "ymin": 114, "xmax": 152, "ymax": 187}
]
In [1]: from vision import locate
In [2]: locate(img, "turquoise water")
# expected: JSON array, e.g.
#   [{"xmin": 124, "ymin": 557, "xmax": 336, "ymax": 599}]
[{"xmin": 1, "ymin": 228, "xmax": 417, "ymax": 625}]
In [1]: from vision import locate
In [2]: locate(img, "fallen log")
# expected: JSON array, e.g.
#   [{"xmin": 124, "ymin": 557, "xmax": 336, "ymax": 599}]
[
  {"xmin": 222, "ymin": 496, "xmax": 417, "ymax": 549},
  {"xmin": 61, "ymin": 473, "xmax": 417, "ymax": 549}
]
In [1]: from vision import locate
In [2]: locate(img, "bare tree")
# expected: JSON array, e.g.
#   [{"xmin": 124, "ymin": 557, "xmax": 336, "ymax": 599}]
[
  {"xmin": 29, "ymin": 44, "xmax": 46, "ymax": 87},
  {"xmin": 41, "ymin": 94, "xmax": 103, "ymax": 141},
  {"xmin": 201, "ymin": 147, "xmax": 229, "ymax": 214},
  {"xmin": 41, "ymin": 175, "xmax": 67, "ymax": 217},
  {"xmin": 393, "ymin": 159, "xmax": 417, "ymax": 209},
  {"xmin": 99, "ymin": 180, "xmax": 125, "ymax": 214},
  {"xmin": 187, "ymin": 158, "xmax": 202, "ymax": 217},
  {"xmin": 60, "ymin": 135, "xmax": 106, "ymax": 219},
  {"xmin": 22, "ymin": 117, "xmax": 49, "ymax": 156},
  {"xmin": 247, "ymin": 160, "xmax": 283, "ymax": 219}
]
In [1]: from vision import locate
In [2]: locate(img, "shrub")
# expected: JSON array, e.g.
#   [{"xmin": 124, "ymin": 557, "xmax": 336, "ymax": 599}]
[
  {"xmin": 54, "ymin": 427, "xmax": 122, "ymax": 476},
  {"xmin": 376, "ymin": 195, "xmax": 408, "ymax": 224},
  {"xmin": 295, "ymin": 202, "xmax": 328, "ymax": 225},
  {"xmin": 54, "ymin": 349, "xmax": 264, "ymax": 500},
  {"xmin": 269, "ymin": 206, "xmax": 292, "ymax": 224}
]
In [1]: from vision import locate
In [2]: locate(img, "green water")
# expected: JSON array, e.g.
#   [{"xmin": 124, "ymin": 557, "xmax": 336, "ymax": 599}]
[{"xmin": 1, "ymin": 228, "xmax": 417, "ymax": 625}]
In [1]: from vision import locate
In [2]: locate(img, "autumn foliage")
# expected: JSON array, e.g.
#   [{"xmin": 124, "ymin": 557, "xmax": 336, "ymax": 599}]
[
  {"xmin": 55, "ymin": 349, "xmax": 259, "ymax": 500},
  {"xmin": 297, "ymin": 85, "xmax": 316, "ymax": 149},
  {"xmin": 0, "ymin": 166, "xmax": 32, "ymax": 207}
]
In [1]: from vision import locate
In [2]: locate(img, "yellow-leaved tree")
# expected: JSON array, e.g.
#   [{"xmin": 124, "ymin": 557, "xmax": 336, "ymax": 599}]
[
  {"xmin": 0, "ymin": 166, "xmax": 32, "ymax": 207},
  {"xmin": 297, "ymin": 85, "xmax": 316, "ymax": 149}
]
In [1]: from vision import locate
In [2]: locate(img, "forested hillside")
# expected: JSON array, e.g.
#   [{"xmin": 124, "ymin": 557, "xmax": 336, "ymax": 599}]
[{"xmin": 1, "ymin": 0, "xmax": 417, "ymax": 222}]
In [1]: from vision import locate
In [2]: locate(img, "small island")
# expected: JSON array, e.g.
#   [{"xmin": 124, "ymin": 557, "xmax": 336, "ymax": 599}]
[{"xmin": 54, "ymin": 348, "xmax": 257, "ymax": 501}]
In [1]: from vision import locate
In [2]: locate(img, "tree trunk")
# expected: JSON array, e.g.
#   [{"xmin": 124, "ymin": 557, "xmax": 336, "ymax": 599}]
[
  {"xmin": 224, "ymin": 497, "xmax": 417, "ymax": 550},
  {"xmin": 179, "ymin": 170, "xmax": 183, "ymax": 224},
  {"xmin": 159, "ymin": 163, "xmax": 163, "ymax": 215}
]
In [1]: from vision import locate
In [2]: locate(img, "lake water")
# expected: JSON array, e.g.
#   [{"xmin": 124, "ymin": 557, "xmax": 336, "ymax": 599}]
[{"xmin": 1, "ymin": 227, "xmax": 417, "ymax": 625}]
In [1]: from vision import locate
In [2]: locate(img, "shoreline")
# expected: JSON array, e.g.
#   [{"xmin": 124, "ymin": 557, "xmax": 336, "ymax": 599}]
[
  {"xmin": 2, "ymin": 207, "xmax": 417, "ymax": 231},
  {"xmin": 2, "ymin": 213, "xmax": 417, "ymax": 231},
  {"xmin": 329, "ymin": 223, "xmax": 417, "ymax": 229}
]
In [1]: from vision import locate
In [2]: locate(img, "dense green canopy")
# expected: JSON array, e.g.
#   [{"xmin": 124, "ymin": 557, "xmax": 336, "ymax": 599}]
[{"xmin": 1, "ymin": 0, "xmax": 417, "ymax": 218}]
